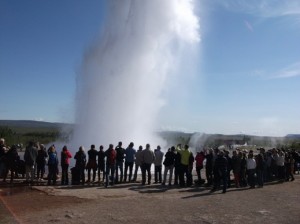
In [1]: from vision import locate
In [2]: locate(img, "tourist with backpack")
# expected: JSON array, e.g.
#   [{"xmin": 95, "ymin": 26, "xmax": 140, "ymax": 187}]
[{"xmin": 105, "ymin": 144, "xmax": 116, "ymax": 188}]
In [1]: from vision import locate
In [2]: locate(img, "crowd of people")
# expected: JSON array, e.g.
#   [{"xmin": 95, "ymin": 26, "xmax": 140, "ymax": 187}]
[{"xmin": 0, "ymin": 138, "xmax": 299, "ymax": 192}]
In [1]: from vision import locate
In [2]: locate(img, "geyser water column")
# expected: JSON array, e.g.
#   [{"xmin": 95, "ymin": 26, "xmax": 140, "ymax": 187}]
[{"xmin": 72, "ymin": 0, "xmax": 200, "ymax": 149}]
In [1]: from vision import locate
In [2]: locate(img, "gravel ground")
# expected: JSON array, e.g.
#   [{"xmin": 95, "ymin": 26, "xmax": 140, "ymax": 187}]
[{"xmin": 0, "ymin": 175, "xmax": 300, "ymax": 224}]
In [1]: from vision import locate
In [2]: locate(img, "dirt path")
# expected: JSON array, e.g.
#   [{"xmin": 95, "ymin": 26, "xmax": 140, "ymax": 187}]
[{"xmin": 1, "ymin": 176, "xmax": 300, "ymax": 224}]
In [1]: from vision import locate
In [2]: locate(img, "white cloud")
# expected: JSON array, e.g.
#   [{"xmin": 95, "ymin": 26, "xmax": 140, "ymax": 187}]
[
  {"xmin": 216, "ymin": 0, "xmax": 300, "ymax": 17},
  {"xmin": 244, "ymin": 20, "xmax": 254, "ymax": 31},
  {"xmin": 271, "ymin": 62, "xmax": 300, "ymax": 79},
  {"xmin": 252, "ymin": 62, "xmax": 300, "ymax": 79}
]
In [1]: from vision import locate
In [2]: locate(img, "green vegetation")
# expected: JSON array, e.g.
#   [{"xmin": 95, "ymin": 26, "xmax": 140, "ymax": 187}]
[{"xmin": 0, "ymin": 126, "xmax": 60, "ymax": 146}]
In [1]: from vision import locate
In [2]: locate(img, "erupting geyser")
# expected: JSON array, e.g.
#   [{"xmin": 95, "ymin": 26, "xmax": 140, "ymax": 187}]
[{"xmin": 72, "ymin": 0, "xmax": 200, "ymax": 149}]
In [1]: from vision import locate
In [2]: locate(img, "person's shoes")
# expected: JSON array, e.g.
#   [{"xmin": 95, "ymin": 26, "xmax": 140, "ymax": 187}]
[
  {"xmin": 210, "ymin": 188, "xmax": 216, "ymax": 192},
  {"xmin": 161, "ymin": 182, "xmax": 166, "ymax": 186}
]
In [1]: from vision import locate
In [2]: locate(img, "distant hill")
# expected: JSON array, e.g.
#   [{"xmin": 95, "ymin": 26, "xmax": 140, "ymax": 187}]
[
  {"xmin": 1, "ymin": 120, "xmax": 299, "ymax": 149},
  {"xmin": 286, "ymin": 134, "xmax": 300, "ymax": 139},
  {"xmin": 0, "ymin": 120, "xmax": 72, "ymax": 129}
]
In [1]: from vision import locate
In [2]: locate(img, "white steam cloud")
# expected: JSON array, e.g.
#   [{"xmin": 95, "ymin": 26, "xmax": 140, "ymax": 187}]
[{"xmin": 72, "ymin": 0, "xmax": 200, "ymax": 149}]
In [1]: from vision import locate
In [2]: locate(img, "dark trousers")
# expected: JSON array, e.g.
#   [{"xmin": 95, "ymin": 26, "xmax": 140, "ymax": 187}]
[
  {"xmin": 154, "ymin": 165, "xmax": 162, "ymax": 183},
  {"xmin": 133, "ymin": 164, "xmax": 141, "ymax": 181},
  {"xmin": 48, "ymin": 165, "xmax": 57, "ymax": 185},
  {"xmin": 88, "ymin": 168, "xmax": 97, "ymax": 182},
  {"xmin": 206, "ymin": 166, "xmax": 213, "ymax": 185},
  {"xmin": 256, "ymin": 169, "xmax": 264, "ymax": 186},
  {"xmin": 78, "ymin": 166, "xmax": 85, "ymax": 184},
  {"xmin": 141, "ymin": 163, "xmax": 151, "ymax": 185},
  {"xmin": 213, "ymin": 169, "xmax": 227, "ymax": 192},
  {"xmin": 61, "ymin": 164, "xmax": 69, "ymax": 185},
  {"xmin": 174, "ymin": 165, "xmax": 180, "ymax": 185},
  {"xmin": 196, "ymin": 166, "xmax": 203, "ymax": 181},
  {"xmin": 124, "ymin": 162, "xmax": 134, "ymax": 182},
  {"xmin": 278, "ymin": 166, "xmax": 285, "ymax": 180},
  {"xmin": 105, "ymin": 164, "xmax": 115, "ymax": 187},
  {"xmin": 98, "ymin": 165, "xmax": 105, "ymax": 182},
  {"xmin": 37, "ymin": 163, "xmax": 45, "ymax": 179},
  {"xmin": 179, "ymin": 164, "xmax": 189, "ymax": 187},
  {"xmin": 115, "ymin": 161, "xmax": 123, "ymax": 183},
  {"xmin": 247, "ymin": 169, "xmax": 256, "ymax": 187}
]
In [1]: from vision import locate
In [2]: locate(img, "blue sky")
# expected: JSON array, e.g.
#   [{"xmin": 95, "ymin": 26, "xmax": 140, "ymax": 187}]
[{"xmin": 1, "ymin": 0, "xmax": 299, "ymax": 136}]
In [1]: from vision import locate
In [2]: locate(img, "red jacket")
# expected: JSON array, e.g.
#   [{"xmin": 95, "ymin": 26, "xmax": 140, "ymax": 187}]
[
  {"xmin": 195, "ymin": 152, "xmax": 205, "ymax": 167},
  {"xmin": 61, "ymin": 150, "xmax": 72, "ymax": 165}
]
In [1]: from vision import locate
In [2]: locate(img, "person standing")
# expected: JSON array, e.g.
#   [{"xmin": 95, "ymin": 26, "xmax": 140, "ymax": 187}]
[
  {"xmin": 61, "ymin": 145, "xmax": 72, "ymax": 185},
  {"xmin": 87, "ymin": 145, "xmax": 98, "ymax": 183},
  {"xmin": 231, "ymin": 150, "xmax": 241, "ymax": 188},
  {"xmin": 141, "ymin": 144, "xmax": 155, "ymax": 185},
  {"xmin": 24, "ymin": 141, "xmax": 38, "ymax": 183},
  {"xmin": 74, "ymin": 146, "xmax": 87, "ymax": 185},
  {"xmin": 162, "ymin": 147, "xmax": 176, "ymax": 186},
  {"xmin": 154, "ymin": 145, "xmax": 164, "ymax": 183},
  {"xmin": 247, "ymin": 152, "xmax": 257, "ymax": 188},
  {"xmin": 133, "ymin": 145, "xmax": 143, "ymax": 182},
  {"xmin": 256, "ymin": 149, "xmax": 265, "ymax": 187},
  {"xmin": 115, "ymin": 141, "xmax": 125, "ymax": 184},
  {"xmin": 205, "ymin": 149, "xmax": 214, "ymax": 186},
  {"xmin": 211, "ymin": 150, "xmax": 228, "ymax": 193},
  {"xmin": 3, "ymin": 145, "xmax": 19, "ymax": 183},
  {"xmin": 97, "ymin": 145, "xmax": 105, "ymax": 183},
  {"xmin": 36, "ymin": 144, "xmax": 48, "ymax": 181},
  {"xmin": 0, "ymin": 138, "xmax": 7, "ymax": 178},
  {"xmin": 105, "ymin": 144, "xmax": 116, "ymax": 188},
  {"xmin": 173, "ymin": 150, "xmax": 181, "ymax": 186},
  {"xmin": 195, "ymin": 151, "xmax": 205, "ymax": 184},
  {"xmin": 47, "ymin": 146, "xmax": 59, "ymax": 185},
  {"xmin": 124, "ymin": 142, "xmax": 136, "ymax": 182},
  {"xmin": 178, "ymin": 145, "xmax": 191, "ymax": 187}
]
